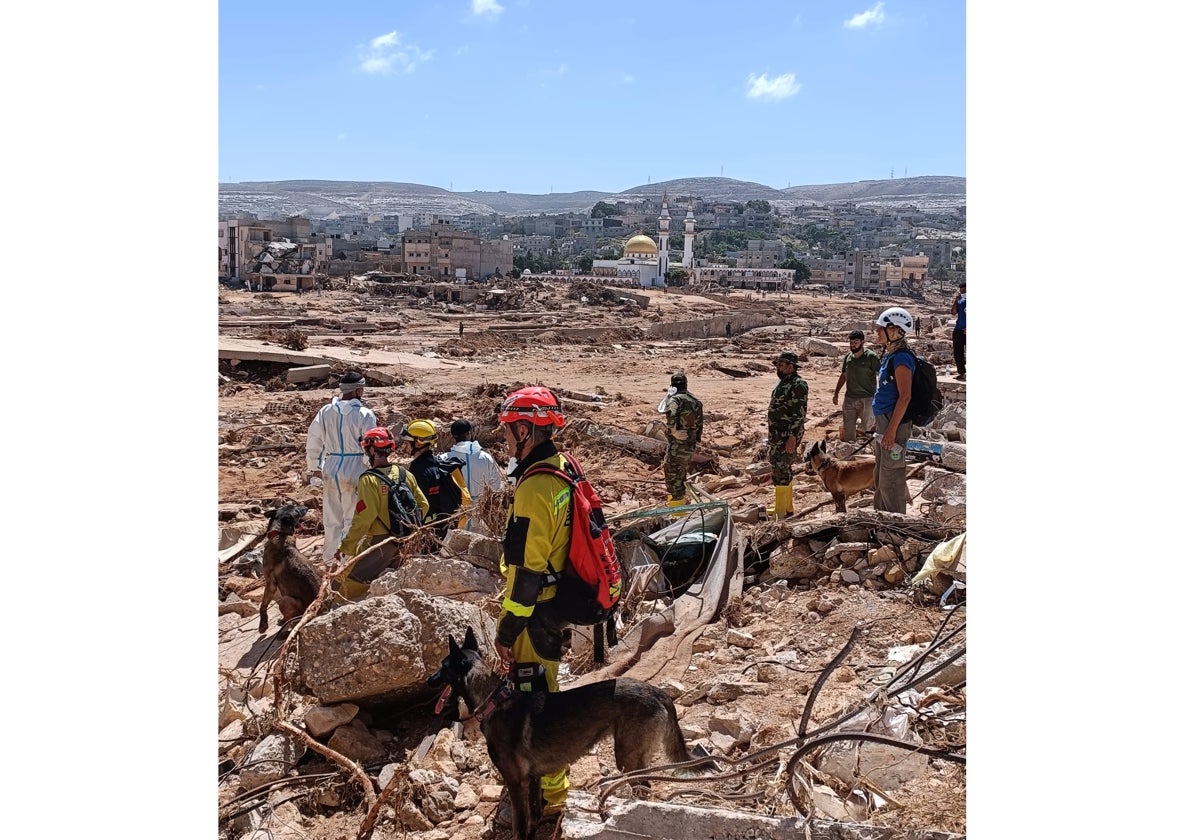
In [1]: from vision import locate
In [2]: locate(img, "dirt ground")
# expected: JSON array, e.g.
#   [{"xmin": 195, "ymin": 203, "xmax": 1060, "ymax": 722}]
[{"xmin": 217, "ymin": 278, "xmax": 966, "ymax": 839}]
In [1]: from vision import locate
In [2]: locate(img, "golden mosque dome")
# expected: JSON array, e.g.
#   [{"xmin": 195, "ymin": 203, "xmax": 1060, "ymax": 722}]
[{"xmin": 623, "ymin": 234, "xmax": 658, "ymax": 256}]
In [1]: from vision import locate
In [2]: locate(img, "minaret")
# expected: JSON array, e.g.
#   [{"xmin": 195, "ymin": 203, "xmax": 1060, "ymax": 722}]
[
  {"xmin": 657, "ymin": 192, "xmax": 670, "ymax": 284},
  {"xmin": 683, "ymin": 201, "xmax": 696, "ymax": 269}
]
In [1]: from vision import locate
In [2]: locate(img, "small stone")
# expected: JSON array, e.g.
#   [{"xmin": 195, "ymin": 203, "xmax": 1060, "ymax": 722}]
[{"xmin": 726, "ymin": 629, "xmax": 757, "ymax": 649}]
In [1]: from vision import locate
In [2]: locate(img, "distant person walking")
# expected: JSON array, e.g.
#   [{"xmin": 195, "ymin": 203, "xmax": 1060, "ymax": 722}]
[
  {"xmin": 725, "ymin": 321, "xmax": 733, "ymax": 339},
  {"xmin": 832, "ymin": 330, "xmax": 881, "ymax": 442},
  {"xmin": 306, "ymin": 371, "xmax": 378, "ymax": 562},
  {"xmin": 950, "ymin": 283, "xmax": 966, "ymax": 380}
]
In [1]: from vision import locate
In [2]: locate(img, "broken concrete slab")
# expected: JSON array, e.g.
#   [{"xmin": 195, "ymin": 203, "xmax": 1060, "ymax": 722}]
[
  {"xmin": 559, "ymin": 791, "xmax": 964, "ymax": 840},
  {"xmin": 285, "ymin": 364, "xmax": 331, "ymax": 384}
]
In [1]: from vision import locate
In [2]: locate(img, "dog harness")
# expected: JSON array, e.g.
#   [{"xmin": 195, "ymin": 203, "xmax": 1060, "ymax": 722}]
[{"xmin": 434, "ymin": 678, "xmax": 516, "ymax": 723}]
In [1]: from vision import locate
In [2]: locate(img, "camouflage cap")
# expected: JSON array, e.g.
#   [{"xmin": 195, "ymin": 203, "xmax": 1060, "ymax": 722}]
[{"xmin": 774, "ymin": 351, "xmax": 799, "ymax": 366}]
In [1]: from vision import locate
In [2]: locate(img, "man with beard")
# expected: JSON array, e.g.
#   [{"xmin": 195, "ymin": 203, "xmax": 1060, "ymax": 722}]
[
  {"xmin": 766, "ymin": 351, "xmax": 808, "ymax": 519},
  {"xmin": 832, "ymin": 330, "xmax": 881, "ymax": 442}
]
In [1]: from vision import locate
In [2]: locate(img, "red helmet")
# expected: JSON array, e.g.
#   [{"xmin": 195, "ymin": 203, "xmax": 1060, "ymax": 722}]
[
  {"xmin": 498, "ymin": 386, "xmax": 566, "ymax": 428},
  {"xmin": 360, "ymin": 427, "xmax": 397, "ymax": 452}
]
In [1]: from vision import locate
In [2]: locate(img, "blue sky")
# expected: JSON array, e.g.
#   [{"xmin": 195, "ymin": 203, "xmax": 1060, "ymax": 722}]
[{"xmin": 219, "ymin": 0, "xmax": 964, "ymax": 193}]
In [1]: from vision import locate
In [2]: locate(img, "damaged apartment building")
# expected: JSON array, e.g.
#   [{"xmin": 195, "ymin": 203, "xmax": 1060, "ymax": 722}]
[
  {"xmin": 219, "ymin": 215, "xmax": 332, "ymax": 292},
  {"xmin": 327, "ymin": 218, "xmax": 514, "ymax": 282}
]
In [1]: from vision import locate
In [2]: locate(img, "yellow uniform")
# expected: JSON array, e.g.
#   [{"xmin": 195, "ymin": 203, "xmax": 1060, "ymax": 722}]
[
  {"xmin": 495, "ymin": 442, "xmax": 572, "ymax": 807},
  {"xmin": 335, "ymin": 465, "xmax": 429, "ymax": 599}
]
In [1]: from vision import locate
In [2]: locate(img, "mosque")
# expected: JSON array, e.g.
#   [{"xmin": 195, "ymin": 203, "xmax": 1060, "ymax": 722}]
[{"xmin": 590, "ymin": 194, "xmax": 695, "ymax": 288}]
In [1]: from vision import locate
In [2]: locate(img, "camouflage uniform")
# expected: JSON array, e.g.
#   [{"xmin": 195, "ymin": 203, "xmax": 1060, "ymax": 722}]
[
  {"xmin": 767, "ymin": 365, "xmax": 809, "ymax": 485},
  {"xmin": 663, "ymin": 390, "xmax": 704, "ymax": 499}
]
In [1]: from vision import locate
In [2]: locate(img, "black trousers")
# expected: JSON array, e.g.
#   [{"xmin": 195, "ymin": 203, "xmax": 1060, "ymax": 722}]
[{"xmin": 952, "ymin": 329, "xmax": 966, "ymax": 375}]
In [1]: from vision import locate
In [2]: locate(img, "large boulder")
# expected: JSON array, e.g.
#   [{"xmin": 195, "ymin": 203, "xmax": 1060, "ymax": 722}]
[
  {"xmin": 296, "ymin": 591, "xmax": 494, "ymax": 704},
  {"xmin": 803, "ymin": 337, "xmax": 840, "ymax": 357},
  {"xmin": 368, "ymin": 555, "xmax": 500, "ymax": 602}
]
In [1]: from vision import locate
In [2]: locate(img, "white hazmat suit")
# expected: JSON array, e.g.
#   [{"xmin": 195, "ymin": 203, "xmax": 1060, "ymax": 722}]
[
  {"xmin": 448, "ymin": 439, "xmax": 505, "ymax": 534},
  {"xmin": 306, "ymin": 394, "xmax": 377, "ymax": 560}
]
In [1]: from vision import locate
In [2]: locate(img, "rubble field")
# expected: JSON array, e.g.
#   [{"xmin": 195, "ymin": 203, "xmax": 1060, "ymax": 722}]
[{"xmin": 218, "ymin": 276, "xmax": 967, "ymax": 840}]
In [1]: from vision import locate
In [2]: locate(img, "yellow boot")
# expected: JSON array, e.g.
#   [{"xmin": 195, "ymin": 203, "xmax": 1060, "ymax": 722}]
[
  {"xmin": 667, "ymin": 495, "xmax": 687, "ymax": 516},
  {"xmin": 767, "ymin": 485, "xmax": 792, "ymax": 519}
]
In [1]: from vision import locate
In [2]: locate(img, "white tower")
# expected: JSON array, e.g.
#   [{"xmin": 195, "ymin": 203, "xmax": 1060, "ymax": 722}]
[
  {"xmin": 683, "ymin": 202, "xmax": 696, "ymax": 269},
  {"xmin": 657, "ymin": 192, "xmax": 671, "ymax": 283}
]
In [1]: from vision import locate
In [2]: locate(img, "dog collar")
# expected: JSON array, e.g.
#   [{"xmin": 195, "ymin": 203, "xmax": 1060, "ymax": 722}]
[
  {"xmin": 434, "ymin": 683, "xmax": 455, "ymax": 715},
  {"xmin": 472, "ymin": 679, "xmax": 515, "ymax": 723},
  {"xmin": 817, "ymin": 458, "xmax": 835, "ymax": 472}
]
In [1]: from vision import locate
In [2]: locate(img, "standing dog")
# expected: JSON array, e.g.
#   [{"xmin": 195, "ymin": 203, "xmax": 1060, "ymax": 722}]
[
  {"xmin": 804, "ymin": 440, "xmax": 875, "ymax": 513},
  {"xmin": 427, "ymin": 628, "xmax": 711, "ymax": 840},
  {"xmin": 258, "ymin": 505, "xmax": 321, "ymax": 634}
]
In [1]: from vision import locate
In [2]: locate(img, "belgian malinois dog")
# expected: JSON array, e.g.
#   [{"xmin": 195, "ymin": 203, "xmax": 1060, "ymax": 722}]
[
  {"xmin": 805, "ymin": 440, "xmax": 876, "ymax": 513},
  {"xmin": 427, "ymin": 628, "xmax": 712, "ymax": 840},
  {"xmin": 258, "ymin": 505, "xmax": 321, "ymax": 634}
]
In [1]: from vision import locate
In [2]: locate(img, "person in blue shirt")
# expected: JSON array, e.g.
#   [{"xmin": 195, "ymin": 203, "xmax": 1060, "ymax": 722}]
[
  {"xmin": 871, "ymin": 308, "xmax": 916, "ymax": 513},
  {"xmin": 950, "ymin": 282, "xmax": 966, "ymax": 380}
]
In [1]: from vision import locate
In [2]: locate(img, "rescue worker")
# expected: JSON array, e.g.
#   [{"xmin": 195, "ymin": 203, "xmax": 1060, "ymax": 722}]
[
  {"xmin": 334, "ymin": 427, "xmax": 429, "ymax": 598},
  {"xmin": 871, "ymin": 307, "xmax": 916, "ymax": 513},
  {"xmin": 659, "ymin": 372, "xmax": 703, "ymax": 508},
  {"xmin": 492, "ymin": 385, "xmax": 573, "ymax": 818},
  {"xmin": 305, "ymin": 370, "xmax": 377, "ymax": 561},
  {"xmin": 766, "ymin": 351, "xmax": 808, "ymax": 519},
  {"xmin": 448, "ymin": 419, "xmax": 506, "ymax": 533},
  {"xmin": 832, "ymin": 329, "xmax": 881, "ymax": 441},
  {"xmin": 401, "ymin": 419, "xmax": 471, "ymax": 536}
]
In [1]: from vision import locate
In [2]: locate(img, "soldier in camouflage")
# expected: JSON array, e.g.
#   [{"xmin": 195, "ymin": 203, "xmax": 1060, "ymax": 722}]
[
  {"xmin": 766, "ymin": 351, "xmax": 808, "ymax": 518},
  {"xmin": 660, "ymin": 372, "xmax": 704, "ymax": 508}
]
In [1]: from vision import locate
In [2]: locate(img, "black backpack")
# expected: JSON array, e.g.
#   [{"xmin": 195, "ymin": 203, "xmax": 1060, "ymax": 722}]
[
  {"xmin": 365, "ymin": 467, "xmax": 423, "ymax": 537},
  {"xmin": 887, "ymin": 349, "xmax": 944, "ymax": 426},
  {"xmin": 431, "ymin": 454, "xmax": 465, "ymax": 514}
]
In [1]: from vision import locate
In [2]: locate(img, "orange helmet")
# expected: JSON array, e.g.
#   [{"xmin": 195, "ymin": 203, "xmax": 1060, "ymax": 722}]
[
  {"xmin": 498, "ymin": 386, "xmax": 565, "ymax": 428},
  {"xmin": 360, "ymin": 427, "xmax": 397, "ymax": 452}
]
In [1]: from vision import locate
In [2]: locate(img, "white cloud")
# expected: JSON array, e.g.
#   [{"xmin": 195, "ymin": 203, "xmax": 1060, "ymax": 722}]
[
  {"xmin": 471, "ymin": 0, "xmax": 504, "ymax": 18},
  {"xmin": 371, "ymin": 31, "xmax": 398, "ymax": 50},
  {"xmin": 358, "ymin": 30, "xmax": 433, "ymax": 74},
  {"xmin": 844, "ymin": 2, "xmax": 886, "ymax": 29},
  {"xmin": 745, "ymin": 72, "xmax": 801, "ymax": 102}
]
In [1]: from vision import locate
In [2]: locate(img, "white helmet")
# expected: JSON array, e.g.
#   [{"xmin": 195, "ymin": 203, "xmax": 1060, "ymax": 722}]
[{"xmin": 875, "ymin": 306, "xmax": 913, "ymax": 334}]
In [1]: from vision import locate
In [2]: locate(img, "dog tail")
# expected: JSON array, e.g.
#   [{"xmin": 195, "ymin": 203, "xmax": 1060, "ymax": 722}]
[{"xmin": 662, "ymin": 703, "xmax": 719, "ymax": 774}]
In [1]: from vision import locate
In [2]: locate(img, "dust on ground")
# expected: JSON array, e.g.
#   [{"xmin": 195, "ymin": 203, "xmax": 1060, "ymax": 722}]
[{"xmin": 218, "ymin": 278, "xmax": 966, "ymax": 839}]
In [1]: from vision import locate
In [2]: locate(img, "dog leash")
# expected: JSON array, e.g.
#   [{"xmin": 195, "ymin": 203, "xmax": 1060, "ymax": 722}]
[{"xmin": 435, "ymin": 678, "xmax": 515, "ymax": 723}]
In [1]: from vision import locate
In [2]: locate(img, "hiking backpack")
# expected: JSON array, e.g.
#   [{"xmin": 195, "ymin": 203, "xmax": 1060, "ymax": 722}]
[
  {"xmin": 365, "ymin": 467, "xmax": 423, "ymax": 537},
  {"xmin": 886, "ymin": 349, "xmax": 945, "ymax": 426},
  {"xmin": 429, "ymin": 454, "xmax": 466, "ymax": 515},
  {"xmin": 517, "ymin": 452, "xmax": 623, "ymax": 629}
]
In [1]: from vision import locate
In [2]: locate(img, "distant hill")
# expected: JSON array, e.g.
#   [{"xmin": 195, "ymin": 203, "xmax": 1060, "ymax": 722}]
[
  {"xmin": 617, "ymin": 177, "xmax": 785, "ymax": 202},
  {"xmin": 783, "ymin": 175, "xmax": 964, "ymax": 202},
  {"xmin": 218, "ymin": 176, "xmax": 964, "ymax": 219}
]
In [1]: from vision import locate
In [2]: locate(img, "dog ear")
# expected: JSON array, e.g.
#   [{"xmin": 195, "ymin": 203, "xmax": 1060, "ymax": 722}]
[
  {"xmin": 463, "ymin": 626, "xmax": 478, "ymax": 651},
  {"xmin": 264, "ymin": 508, "xmax": 278, "ymax": 521},
  {"xmin": 448, "ymin": 634, "xmax": 461, "ymax": 657},
  {"xmin": 820, "ymin": 440, "xmax": 827, "ymax": 453}
]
